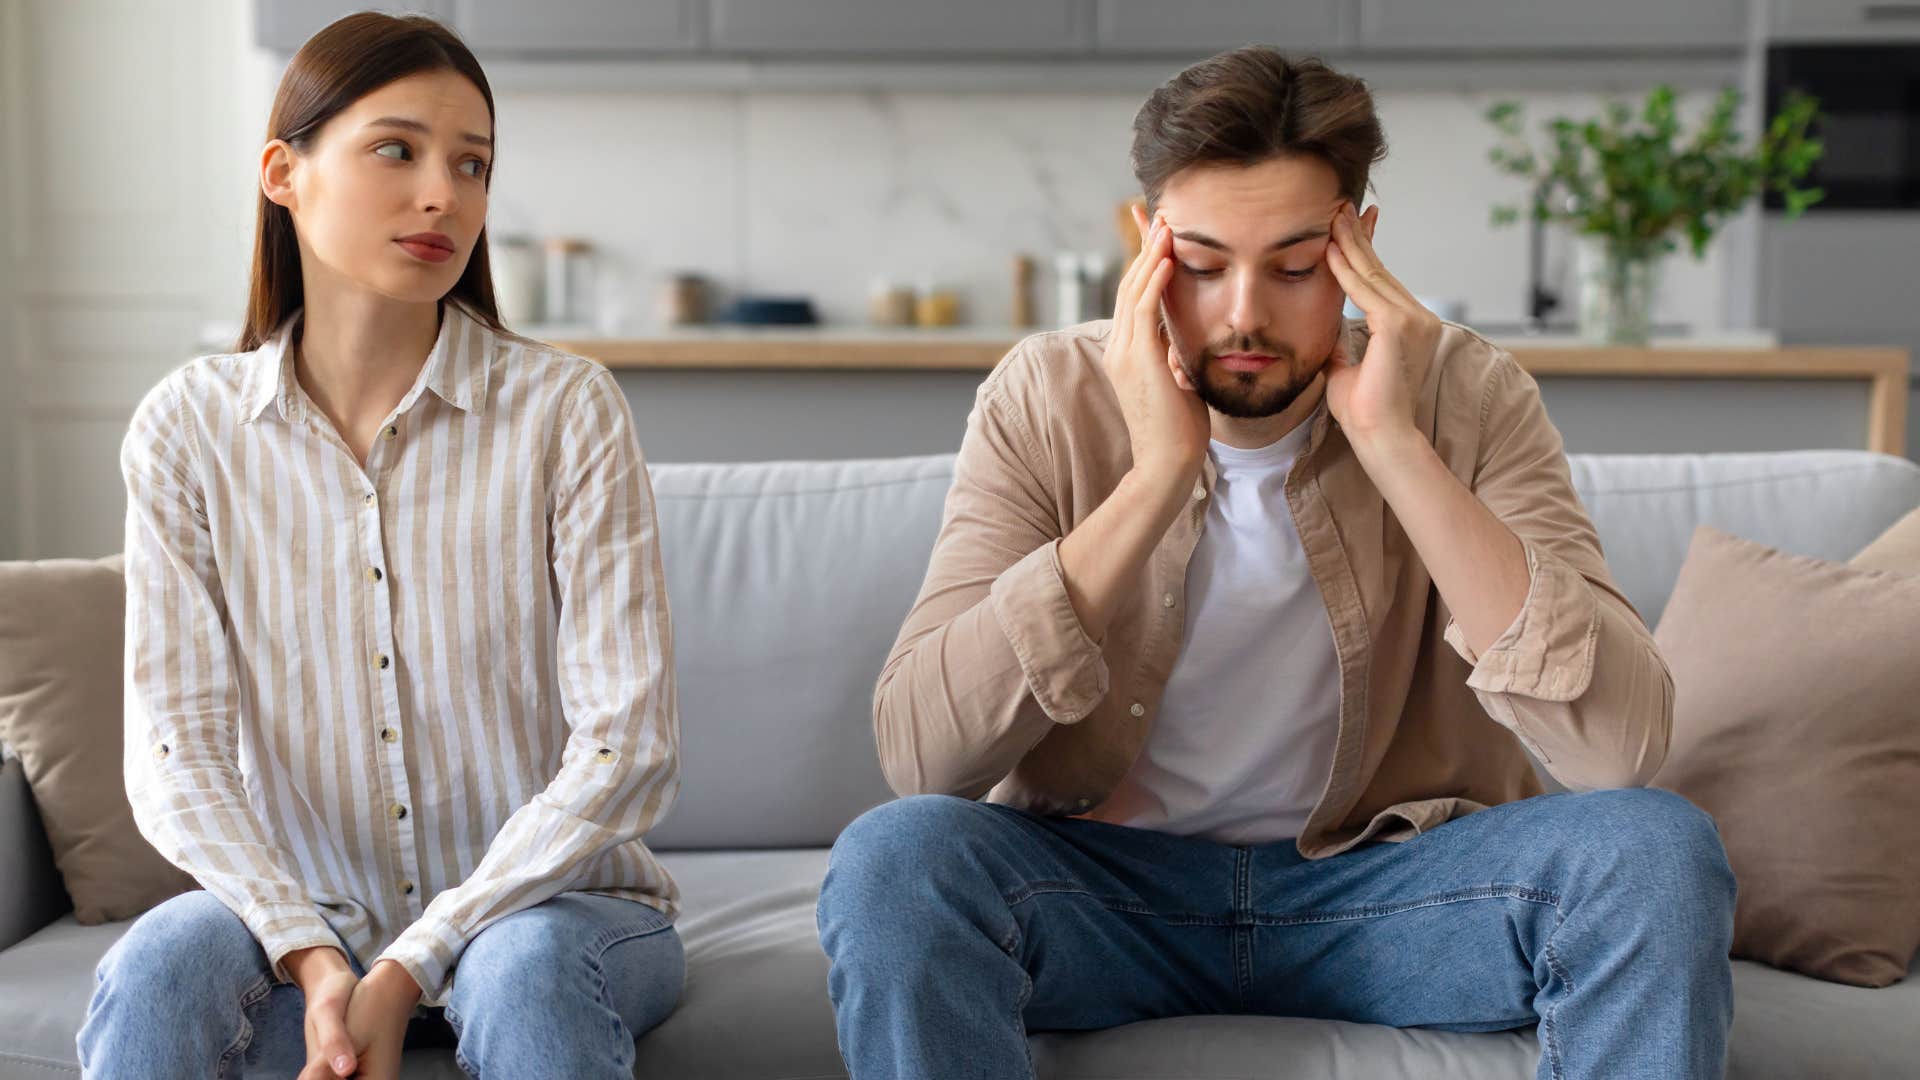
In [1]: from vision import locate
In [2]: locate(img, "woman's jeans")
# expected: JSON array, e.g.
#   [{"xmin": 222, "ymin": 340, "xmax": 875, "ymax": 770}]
[{"xmin": 77, "ymin": 890, "xmax": 684, "ymax": 1079}]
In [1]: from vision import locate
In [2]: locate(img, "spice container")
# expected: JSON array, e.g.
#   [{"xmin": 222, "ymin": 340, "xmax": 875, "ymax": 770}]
[{"xmin": 869, "ymin": 278, "xmax": 917, "ymax": 327}]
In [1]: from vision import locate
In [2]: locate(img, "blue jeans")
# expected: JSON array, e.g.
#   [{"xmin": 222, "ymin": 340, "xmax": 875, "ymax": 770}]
[
  {"xmin": 77, "ymin": 890, "xmax": 684, "ymax": 1079},
  {"xmin": 817, "ymin": 788, "xmax": 1735, "ymax": 1080}
]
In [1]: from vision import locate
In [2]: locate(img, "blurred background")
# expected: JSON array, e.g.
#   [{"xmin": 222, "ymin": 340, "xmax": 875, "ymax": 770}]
[{"xmin": 1, "ymin": 0, "xmax": 1915, "ymax": 559}]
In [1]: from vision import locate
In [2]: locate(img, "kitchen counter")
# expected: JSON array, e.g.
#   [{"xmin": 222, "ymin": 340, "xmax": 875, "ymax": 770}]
[{"xmin": 548, "ymin": 328, "xmax": 1909, "ymax": 456}]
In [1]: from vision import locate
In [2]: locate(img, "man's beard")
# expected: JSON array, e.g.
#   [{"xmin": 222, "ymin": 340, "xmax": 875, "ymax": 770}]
[{"xmin": 1178, "ymin": 330, "xmax": 1329, "ymax": 419}]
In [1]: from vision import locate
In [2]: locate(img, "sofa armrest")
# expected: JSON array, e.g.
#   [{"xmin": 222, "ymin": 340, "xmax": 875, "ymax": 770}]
[{"xmin": 0, "ymin": 757, "xmax": 71, "ymax": 949}]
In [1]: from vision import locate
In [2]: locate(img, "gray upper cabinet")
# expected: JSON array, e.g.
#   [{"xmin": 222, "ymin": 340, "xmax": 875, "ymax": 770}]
[
  {"xmin": 1771, "ymin": 0, "xmax": 1920, "ymax": 40},
  {"xmin": 1358, "ymin": 0, "xmax": 1749, "ymax": 50},
  {"xmin": 255, "ymin": 0, "xmax": 453, "ymax": 53},
  {"xmin": 706, "ymin": 0, "xmax": 1089, "ymax": 54},
  {"xmin": 1093, "ymin": 1, "xmax": 1348, "ymax": 54},
  {"xmin": 452, "ymin": 0, "xmax": 700, "ymax": 54}
]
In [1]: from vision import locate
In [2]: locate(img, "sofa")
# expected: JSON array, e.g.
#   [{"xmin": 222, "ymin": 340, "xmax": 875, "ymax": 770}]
[{"xmin": 3, "ymin": 447, "xmax": 1919, "ymax": 1079}]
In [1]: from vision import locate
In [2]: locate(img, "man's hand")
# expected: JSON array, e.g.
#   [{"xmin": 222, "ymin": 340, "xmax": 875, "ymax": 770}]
[
  {"xmin": 338, "ymin": 960, "xmax": 421, "ymax": 1080},
  {"xmin": 285, "ymin": 946, "xmax": 359, "ymax": 1080},
  {"xmin": 1107, "ymin": 202, "xmax": 1211, "ymax": 489},
  {"xmin": 1323, "ymin": 201, "xmax": 1439, "ymax": 453}
]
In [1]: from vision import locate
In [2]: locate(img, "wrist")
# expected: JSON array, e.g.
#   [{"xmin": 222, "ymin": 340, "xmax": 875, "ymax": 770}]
[
  {"xmin": 1129, "ymin": 453, "xmax": 1203, "ymax": 495},
  {"xmin": 1345, "ymin": 422, "xmax": 1427, "ymax": 463},
  {"xmin": 283, "ymin": 945, "xmax": 350, "ymax": 991},
  {"xmin": 364, "ymin": 959, "xmax": 423, "ymax": 1007}
]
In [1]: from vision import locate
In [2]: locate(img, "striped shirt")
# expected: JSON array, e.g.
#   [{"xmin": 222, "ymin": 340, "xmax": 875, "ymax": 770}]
[{"xmin": 120, "ymin": 303, "xmax": 678, "ymax": 1005}]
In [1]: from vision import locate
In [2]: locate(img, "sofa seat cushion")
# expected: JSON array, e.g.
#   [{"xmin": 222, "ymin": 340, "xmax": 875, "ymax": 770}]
[{"xmin": 8, "ymin": 848, "xmax": 1918, "ymax": 1078}]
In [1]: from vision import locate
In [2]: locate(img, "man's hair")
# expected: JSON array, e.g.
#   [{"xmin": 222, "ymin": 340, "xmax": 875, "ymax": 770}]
[{"xmin": 1131, "ymin": 47, "xmax": 1387, "ymax": 210}]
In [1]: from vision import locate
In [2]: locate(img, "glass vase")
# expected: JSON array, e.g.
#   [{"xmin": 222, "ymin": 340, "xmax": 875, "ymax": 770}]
[{"xmin": 1575, "ymin": 236, "xmax": 1663, "ymax": 346}]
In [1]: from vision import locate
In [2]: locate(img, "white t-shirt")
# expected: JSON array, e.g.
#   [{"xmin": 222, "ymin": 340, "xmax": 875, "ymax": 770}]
[{"xmin": 1094, "ymin": 412, "xmax": 1343, "ymax": 846}]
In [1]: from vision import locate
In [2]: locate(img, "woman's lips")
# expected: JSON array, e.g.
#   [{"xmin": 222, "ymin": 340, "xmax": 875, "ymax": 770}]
[
  {"xmin": 395, "ymin": 234, "xmax": 455, "ymax": 264},
  {"xmin": 1216, "ymin": 352, "xmax": 1279, "ymax": 373}
]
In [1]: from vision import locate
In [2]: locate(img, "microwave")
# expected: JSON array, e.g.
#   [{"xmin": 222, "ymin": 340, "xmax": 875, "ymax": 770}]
[{"xmin": 1765, "ymin": 44, "xmax": 1920, "ymax": 209}]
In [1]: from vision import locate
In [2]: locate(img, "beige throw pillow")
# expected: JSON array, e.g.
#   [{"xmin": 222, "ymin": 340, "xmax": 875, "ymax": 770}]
[
  {"xmin": 0, "ymin": 556, "xmax": 196, "ymax": 923},
  {"xmin": 1652, "ymin": 523, "xmax": 1920, "ymax": 987}
]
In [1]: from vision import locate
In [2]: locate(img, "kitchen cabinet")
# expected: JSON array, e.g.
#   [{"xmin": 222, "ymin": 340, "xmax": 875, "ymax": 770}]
[
  {"xmin": 1770, "ymin": 0, "xmax": 1920, "ymax": 40},
  {"xmin": 1760, "ymin": 213, "xmax": 1920, "ymax": 375},
  {"xmin": 705, "ymin": 0, "xmax": 1088, "ymax": 54},
  {"xmin": 1092, "ymin": 1, "xmax": 1349, "ymax": 54},
  {"xmin": 1357, "ymin": 0, "xmax": 1749, "ymax": 50},
  {"xmin": 452, "ymin": 0, "xmax": 700, "ymax": 54},
  {"xmin": 254, "ymin": 0, "xmax": 453, "ymax": 53}
]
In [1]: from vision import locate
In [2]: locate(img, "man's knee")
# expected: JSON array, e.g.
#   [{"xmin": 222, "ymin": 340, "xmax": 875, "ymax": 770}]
[
  {"xmin": 1552, "ymin": 788, "xmax": 1736, "ymax": 948},
  {"xmin": 823, "ymin": 796, "xmax": 1000, "ymax": 903},
  {"xmin": 818, "ymin": 795, "xmax": 1012, "ymax": 951}
]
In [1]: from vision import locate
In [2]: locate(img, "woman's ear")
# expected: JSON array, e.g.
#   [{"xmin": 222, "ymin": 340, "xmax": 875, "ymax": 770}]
[{"xmin": 260, "ymin": 140, "xmax": 298, "ymax": 211}]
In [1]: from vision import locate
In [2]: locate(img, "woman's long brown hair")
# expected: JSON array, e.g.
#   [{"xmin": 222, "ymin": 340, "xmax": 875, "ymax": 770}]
[{"xmin": 235, "ymin": 12, "xmax": 504, "ymax": 352}]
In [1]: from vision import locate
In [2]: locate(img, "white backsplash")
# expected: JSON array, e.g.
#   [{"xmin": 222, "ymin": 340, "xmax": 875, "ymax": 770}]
[{"xmin": 486, "ymin": 84, "xmax": 1728, "ymax": 334}]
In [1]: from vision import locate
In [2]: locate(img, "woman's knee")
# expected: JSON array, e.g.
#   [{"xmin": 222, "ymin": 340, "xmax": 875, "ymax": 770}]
[{"xmin": 96, "ymin": 891, "xmax": 268, "ymax": 994}]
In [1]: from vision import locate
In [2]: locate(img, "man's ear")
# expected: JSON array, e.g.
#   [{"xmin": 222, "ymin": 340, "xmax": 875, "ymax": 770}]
[{"xmin": 260, "ymin": 139, "xmax": 298, "ymax": 212}]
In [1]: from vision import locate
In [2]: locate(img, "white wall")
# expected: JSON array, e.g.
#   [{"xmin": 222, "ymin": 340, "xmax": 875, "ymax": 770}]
[{"xmin": 5, "ymin": 0, "xmax": 266, "ymax": 558}]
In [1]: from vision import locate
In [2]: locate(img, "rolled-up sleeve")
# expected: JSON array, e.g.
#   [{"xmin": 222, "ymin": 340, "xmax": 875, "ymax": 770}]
[
  {"xmin": 1441, "ymin": 353, "xmax": 1673, "ymax": 790},
  {"xmin": 874, "ymin": 350, "xmax": 1107, "ymax": 799}
]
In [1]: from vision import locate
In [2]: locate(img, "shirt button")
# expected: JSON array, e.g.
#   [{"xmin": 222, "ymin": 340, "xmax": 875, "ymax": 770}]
[
  {"xmin": 1192, "ymin": 482, "xmax": 1206, "ymax": 500},
  {"xmin": 375, "ymin": 653, "xmax": 390, "ymax": 670},
  {"xmin": 366, "ymin": 566, "xmax": 383, "ymax": 583},
  {"xmin": 363, "ymin": 492, "xmax": 377, "ymax": 507},
  {"xmin": 1162, "ymin": 593, "xmax": 1175, "ymax": 608},
  {"xmin": 389, "ymin": 802, "xmax": 408, "ymax": 821},
  {"xmin": 152, "ymin": 744, "xmax": 170, "ymax": 760},
  {"xmin": 399, "ymin": 879, "xmax": 415, "ymax": 896},
  {"xmin": 1130, "ymin": 703, "xmax": 1146, "ymax": 717},
  {"xmin": 382, "ymin": 424, "xmax": 399, "ymax": 441},
  {"xmin": 594, "ymin": 748, "xmax": 619, "ymax": 764},
  {"xmin": 379, "ymin": 727, "xmax": 398, "ymax": 744},
  {"xmin": 1074, "ymin": 797, "xmax": 1092, "ymax": 810}
]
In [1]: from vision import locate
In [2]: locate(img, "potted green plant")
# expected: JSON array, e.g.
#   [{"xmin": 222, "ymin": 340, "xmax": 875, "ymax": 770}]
[{"xmin": 1485, "ymin": 85, "xmax": 1824, "ymax": 345}]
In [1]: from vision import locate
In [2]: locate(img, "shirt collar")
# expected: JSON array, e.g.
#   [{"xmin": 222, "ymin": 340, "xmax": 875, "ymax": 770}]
[{"xmin": 240, "ymin": 304, "xmax": 494, "ymax": 425}]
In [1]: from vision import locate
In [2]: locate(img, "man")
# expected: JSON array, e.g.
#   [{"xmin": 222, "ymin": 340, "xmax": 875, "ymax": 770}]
[{"xmin": 816, "ymin": 47, "xmax": 1735, "ymax": 1080}]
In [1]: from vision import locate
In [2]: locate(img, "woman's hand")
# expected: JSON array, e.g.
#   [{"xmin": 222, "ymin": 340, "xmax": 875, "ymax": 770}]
[
  {"xmin": 286, "ymin": 946, "xmax": 360, "ymax": 1080},
  {"xmin": 338, "ymin": 961, "xmax": 422, "ymax": 1080}
]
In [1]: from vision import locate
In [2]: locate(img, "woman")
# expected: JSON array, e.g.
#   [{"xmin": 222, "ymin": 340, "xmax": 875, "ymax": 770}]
[{"xmin": 76, "ymin": 13, "xmax": 683, "ymax": 1079}]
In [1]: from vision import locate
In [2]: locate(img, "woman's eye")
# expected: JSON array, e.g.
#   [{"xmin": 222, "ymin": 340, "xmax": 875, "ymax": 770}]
[
  {"xmin": 374, "ymin": 142, "xmax": 410, "ymax": 161},
  {"xmin": 460, "ymin": 158, "xmax": 489, "ymax": 178}
]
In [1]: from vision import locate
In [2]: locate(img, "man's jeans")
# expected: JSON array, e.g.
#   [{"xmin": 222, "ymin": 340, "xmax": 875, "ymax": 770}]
[
  {"xmin": 77, "ymin": 890, "xmax": 684, "ymax": 1079},
  {"xmin": 817, "ymin": 788, "xmax": 1736, "ymax": 1080}
]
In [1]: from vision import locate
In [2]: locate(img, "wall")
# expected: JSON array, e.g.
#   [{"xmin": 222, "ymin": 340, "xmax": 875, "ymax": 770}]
[{"xmin": 4, "ymin": 0, "xmax": 267, "ymax": 559}]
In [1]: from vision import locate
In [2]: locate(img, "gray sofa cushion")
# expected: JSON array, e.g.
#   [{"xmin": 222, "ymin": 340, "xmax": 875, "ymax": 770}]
[
  {"xmin": 1568, "ymin": 450, "xmax": 1920, "ymax": 627},
  {"xmin": 645, "ymin": 456, "xmax": 951, "ymax": 852},
  {"xmin": 5, "ymin": 849, "xmax": 1918, "ymax": 1079}
]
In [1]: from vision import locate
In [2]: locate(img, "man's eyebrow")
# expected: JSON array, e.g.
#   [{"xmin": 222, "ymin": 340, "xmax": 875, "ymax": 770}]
[
  {"xmin": 367, "ymin": 116, "xmax": 493, "ymax": 147},
  {"xmin": 1173, "ymin": 226, "xmax": 1329, "ymax": 254}
]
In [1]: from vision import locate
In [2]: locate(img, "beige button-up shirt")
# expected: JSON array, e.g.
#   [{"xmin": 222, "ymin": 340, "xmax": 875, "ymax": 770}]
[
  {"xmin": 875, "ymin": 318, "xmax": 1672, "ymax": 858},
  {"xmin": 121, "ymin": 305, "xmax": 679, "ymax": 1003}
]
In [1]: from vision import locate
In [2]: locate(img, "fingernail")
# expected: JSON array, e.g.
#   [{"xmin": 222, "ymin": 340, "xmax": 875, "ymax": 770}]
[{"xmin": 335, "ymin": 1056, "xmax": 352, "ymax": 1073}]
